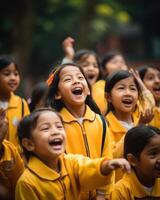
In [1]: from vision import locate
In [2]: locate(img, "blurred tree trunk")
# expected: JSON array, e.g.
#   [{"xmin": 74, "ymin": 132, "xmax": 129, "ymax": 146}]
[
  {"xmin": 76, "ymin": 0, "xmax": 97, "ymax": 49},
  {"xmin": 11, "ymin": 0, "xmax": 36, "ymax": 73}
]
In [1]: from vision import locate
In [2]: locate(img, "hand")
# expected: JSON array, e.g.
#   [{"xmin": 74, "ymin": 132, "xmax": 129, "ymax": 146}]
[
  {"xmin": 138, "ymin": 108, "xmax": 154, "ymax": 124},
  {"xmin": 62, "ymin": 37, "xmax": 75, "ymax": 59},
  {"xmin": 107, "ymin": 158, "xmax": 131, "ymax": 173},
  {"xmin": 95, "ymin": 195, "xmax": 106, "ymax": 200},
  {"xmin": 0, "ymin": 109, "xmax": 8, "ymax": 146}
]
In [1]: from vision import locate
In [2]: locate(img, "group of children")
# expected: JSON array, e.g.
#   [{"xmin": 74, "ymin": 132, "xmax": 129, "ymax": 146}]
[{"xmin": 0, "ymin": 37, "xmax": 159, "ymax": 200}]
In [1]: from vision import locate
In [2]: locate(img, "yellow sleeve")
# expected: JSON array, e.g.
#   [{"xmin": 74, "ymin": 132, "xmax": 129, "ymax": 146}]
[
  {"xmin": 0, "ymin": 141, "xmax": 25, "ymax": 194},
  {"xmin": 23, "ymin": 99, "xmax": 30, "ymax": 116},
  {"xmin": 16, "ymin": 181, "xmax": 39, "ymax": 200},
  {"xmin": 70, "ymin": 155, "xmax": 113, "ymax": 191}
]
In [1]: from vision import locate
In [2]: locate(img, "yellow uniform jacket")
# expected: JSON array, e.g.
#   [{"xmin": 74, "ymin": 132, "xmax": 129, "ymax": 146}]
[
  {"xmin": 59, "ymin": 105, "xmax": 113, "ymax": 198},
  {"xmin": 6, "ymin": 93, "xmax": 30, "ymax": 152},
  {"xmin": 16, "ymin": 154, "xmax": 113, "ymax": 200},
  {"xmin": 149, "ymin": 106, "xmax": 160, "ymax": 128},
  {"xmin": 110, "ymin": 170, "xmax": 160, "ymax": 199},
  {"xmin": 92, "ymin": 80, "xmax": 107, "ymax": 115},
  {"xmin": 0, "ymin": 140, "xmax": 24, "ymax": 198}
]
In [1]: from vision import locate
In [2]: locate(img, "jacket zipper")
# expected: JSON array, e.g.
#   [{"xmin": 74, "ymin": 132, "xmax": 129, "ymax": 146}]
[{"xmin": 58, "ymin": 178, "xmax": 66, "ymax": 200}]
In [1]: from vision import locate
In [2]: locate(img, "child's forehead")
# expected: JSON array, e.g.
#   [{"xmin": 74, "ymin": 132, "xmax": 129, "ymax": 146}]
[
  {"xmin": 60, "ymin": 65, "xmax": 82, "ymax": 76},
  {"xmin": 146, "ymin": 67, "xmax": 160, "ymax": 75},
  {"xmin": 0, "ymin": 63, "xmax": 17, "ymax": 71},
  {"xmin": 143, "ymin": 134, "xmax": 160, "ymax": 151},
  {"xmin": 38, "ymin": 111, "xmax": 61, "ymax": 121},
  {"xmin": 114, "ymin": 76, "xmax": 134, "ymax": 85}
]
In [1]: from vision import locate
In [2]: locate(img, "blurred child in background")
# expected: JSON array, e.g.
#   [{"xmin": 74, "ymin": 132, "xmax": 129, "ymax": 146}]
[
  {"xmin": 0, "ymin": 108, "xmax": 24, "ymax": 200},
  {"xmin": 46, "ymin": 63, "xmax": 113, "ymax": 199},
  {"xmin": 62, "ymin": 37, "xmax": 102, "ymax": 86},
  {"xmin": 16, "ymin": 108, "xmax": 131, "ymax": 200},
  {"xmin": 138, "ymin": 65, "xmax": 160, "ymax": 128},
  {"xmin": 110, "ymin": 125, "xmax": 160, "ymax": 199},
  {"xmin": 0, "ymin": 55, "xmax": 30, "ymax": 153},
  {"xmin": 28, "ymin": 81, "xmax": 48, "ymax": 112},
  {"xmin": 92, "ymin": 51, "xmax": 128, "ymax": 115}
]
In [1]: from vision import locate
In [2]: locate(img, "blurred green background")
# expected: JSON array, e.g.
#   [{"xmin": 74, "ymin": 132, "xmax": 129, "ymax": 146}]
[{"xmin": 0, "ymin": 0, "xmax": 160, "ymax": 97}]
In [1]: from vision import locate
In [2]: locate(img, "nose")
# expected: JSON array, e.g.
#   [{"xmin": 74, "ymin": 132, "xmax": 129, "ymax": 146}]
[
  {"xmin": 155, "ymin": 76, "xmax": 160, "ymax": 83},
  {"xmin": 125, "ymin": 88, "xmax": 132, "ymax": 95},
  {"xmin": 9, "ymin": 73, "xmax": 17, "ymax": 80}
]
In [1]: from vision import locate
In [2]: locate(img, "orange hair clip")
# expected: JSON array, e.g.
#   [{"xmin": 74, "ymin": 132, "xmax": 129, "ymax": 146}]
[{"xmin": 46, "ymin": 73, "xmax": 54, "ymax": 86}]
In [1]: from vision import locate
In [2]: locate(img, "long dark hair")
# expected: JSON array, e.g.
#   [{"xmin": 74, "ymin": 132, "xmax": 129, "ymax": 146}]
[{"xmin": 45, "ymin": 63, "xmax": 101, "ymax": 114}]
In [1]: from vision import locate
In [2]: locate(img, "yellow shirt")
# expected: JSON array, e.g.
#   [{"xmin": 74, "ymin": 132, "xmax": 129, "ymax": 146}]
[
  {"xmin": 6, "ymin": 93, "xmax": 30, "ymax": 152},
  {"xmin": 106, "ymin": 111, "xmax": 138, "ymax": 159},
  {"xmin": 0, "ymin": 140, "xmax": 24, "ymax": 198},
  {"xmin": 110, "ymin": 170, "xmax": 160, "ymax": 199},
  {"xmin": 60, "ymin": 105, "xmax": 112, "ymax": 159},
  {"xmin": 106, "ymin": 111, "xmax": 139, "ymax": 182},
  {"xmin": 16, "ymin": 154, "xmax": 113, "ymax": 200},
  {"xmin": 92, "ymin": 80, "xmax": 107, "ymax": 115},
  {"xmin": 149, "ymin": 106, "xmax": 160, "ymax": 128},
  {"xmin": 60, "ymin": 105, "xmax": 113, "ymax": 199}
]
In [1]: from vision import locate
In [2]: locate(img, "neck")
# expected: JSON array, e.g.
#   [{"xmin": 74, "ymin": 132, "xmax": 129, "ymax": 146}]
[
  {"xmin": 135, "ymin": 170, "xmax": 155, "ymax": 187},
  {"xmin": 0, "ymin": 91, "xmax": 11, "ymax": 101},
  {"xmin": 156, "ymin": 100, "xmax": 160, "ymax": 107},
  {"xmin": 66, "ymin": 104, "xmax": 86, "ymax": 118},
  {"xmin": 42, "ymin": 156, "xmax": 60, "ymax": 172},
  {"xmin": 114, "ymin": 111, "xmax": 132, "ymax": 124}
]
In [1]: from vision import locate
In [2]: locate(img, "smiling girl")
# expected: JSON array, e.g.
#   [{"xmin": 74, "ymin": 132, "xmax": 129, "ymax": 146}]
[{"xmin": 46, "ymin": 63, "xmax": 113, "ymax": 199}]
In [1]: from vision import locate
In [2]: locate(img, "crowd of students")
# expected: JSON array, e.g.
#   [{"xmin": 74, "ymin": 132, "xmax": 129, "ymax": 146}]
[{"xmin": 0, "ymin": 37, "xmax": 160, "ymax": 200}]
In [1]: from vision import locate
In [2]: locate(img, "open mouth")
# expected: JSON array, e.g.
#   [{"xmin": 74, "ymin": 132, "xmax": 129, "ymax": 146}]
[
  {"xmin": 72, "ymin": 87, "xmax": 83, "ymax": 95},
  {"xmin": 122, "ymin": 99, "xmax": 133, "ymax": 105},
  {"xmin": 49, "ymin": 138, "xmax": 63, "ymax": 147},
  {"xmin": 155, "ymin": 162, "xmax": 160, "ymax": 171},
  {"xmin": 153, "ymin": 86, "xmax": 160, "ymax": 93},
  {"xmin": 87, "ymin": 74, "xmax": 95, "ymax": 80}
]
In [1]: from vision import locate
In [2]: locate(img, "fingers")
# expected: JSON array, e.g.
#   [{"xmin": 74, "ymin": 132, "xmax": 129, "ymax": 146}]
[
  {"xmin": 108, "ymin": 158, "xmax": 131, "ymax": 173},
  {"xmin": 62, "ymin": 37, "xmax": 74, "ymax": 47}
]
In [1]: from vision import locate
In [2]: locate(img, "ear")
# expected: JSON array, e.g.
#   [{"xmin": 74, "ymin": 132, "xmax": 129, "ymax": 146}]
[
  {"xmin": 55, "ymin": 91, "xmax": 62, "ymax": 100},
  {"xmin": 127, "ymin": 153, "xmax": 138, "ymax": 167},
  {"xmin": 22, "ymin": 138, "xmax": 35, "ymax": 152}
]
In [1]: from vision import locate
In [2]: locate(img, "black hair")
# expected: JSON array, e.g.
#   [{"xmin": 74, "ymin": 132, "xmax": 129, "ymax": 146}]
[
  {"xmin": 138, "ymin": 64, "xmax": 160, "ymax": 81},
  {"xmin": 29, "ymin": 82, "xmax": 49, "ymax": 112},
  {"xmin": 73, "ymin": 49, "xmax": 102, "ymax": 81},
  {"xmin": 124, "ymin": 125, "xmax": 160, "ymax": 159},
  {"xmin": 18, "ymin": 107, "xmax": 61, "ymax": 160},
  {"xmin": 105, "ymin": 70, "xmax": 139, "ymax": 113},
  {"xmin": 101, "ymin": 51, "xmax": 126, "ymax": 70},
  {"xmin": 45, "ymin": 63, "xmax": 101, "ymax": 114},
  {"xmin": 0, "ymin": 54, "xmax": 19, "ymax": 72}
]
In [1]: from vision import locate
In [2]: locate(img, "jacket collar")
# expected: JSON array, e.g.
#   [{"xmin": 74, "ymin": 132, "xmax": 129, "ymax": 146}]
[
  {"xmin": 123, "ymin": 170, "xmax": 160, "ymax": 197},
  {"xmin": 28, "ymin": 154, "xmax": 68, "ymax": 181},
  {"xmin": 60, "ymin": 105, "xmax": 96, "ymax": 123},
  {"xmin": 8, "ymin": 93, "xmax": 19, "ymax": 108}
]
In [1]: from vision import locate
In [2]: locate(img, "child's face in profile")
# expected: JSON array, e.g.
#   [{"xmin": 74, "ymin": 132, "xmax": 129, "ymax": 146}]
[
  {"xmin": 108, "ymin": 76, "xmax": 138, "ymax": 114},
  {"xmin": 0, "ymin": 63, "xmax": 20, "ymax": 93},
  {"xmin": 143, "ymin": 68, "xmax": 160, "ymax": 102},
  {"xmin": 134, "ymin": 134, "xmax": 160, "ymax": 187},
  {"xmin": 29, "ymin": 111, "xmax": 66, "ymax": 163}
]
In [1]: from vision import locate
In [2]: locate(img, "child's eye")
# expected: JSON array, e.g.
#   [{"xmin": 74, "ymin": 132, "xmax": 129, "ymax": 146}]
[
  {"xmin": 40, "ymin": 126, "xmax": 49, "ymax": 131},
  {"xmin": 131, "ymin": 87, "xmax": 137, "ymax": 91},
  {"xmin": 78, "ymin": 76, "xmax": 84, "ymax": 80},
  {"xmin": 147, "ymin": 75, "xmax": 154, "ymax": 80},
  {"xmin": 64, "ymin": 78, "xmax": 71, "ymax": 82}
]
